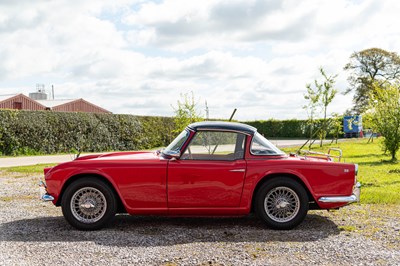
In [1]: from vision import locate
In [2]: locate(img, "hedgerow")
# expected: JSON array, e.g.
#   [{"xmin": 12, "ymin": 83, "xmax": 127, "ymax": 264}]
[
  {"xmin": 0, "ymin": 110, "xmax": 342, "ymax": 156},
  {"xmin": 246, "ymin": 119, "xmax": 307, "ymax": 138},
  {"xmin": 246, "ymin": 118, "xmax": 339, "ymax": 139},
  {"xmin": 0, "ymin": 110, "xmax": 174, "ymax": 156}
]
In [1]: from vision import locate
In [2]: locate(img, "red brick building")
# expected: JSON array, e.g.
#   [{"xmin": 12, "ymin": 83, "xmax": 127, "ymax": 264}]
[{"xmin": 0, "ymin": 93, "xmax": 110, "ymax": 113}]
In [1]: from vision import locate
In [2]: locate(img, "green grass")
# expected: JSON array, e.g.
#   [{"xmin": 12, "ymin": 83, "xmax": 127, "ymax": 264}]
[
  {"xmin": 282, "ymin": 138, "xmax": 400, "ymax": 204},
  {"xmin": 3, "ymin": 163, "xmax": 57, "ymax": 174}
]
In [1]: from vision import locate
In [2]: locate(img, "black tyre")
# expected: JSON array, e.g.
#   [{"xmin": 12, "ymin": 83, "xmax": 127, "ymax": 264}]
[
  {"xmin": 61, "ymin": 177, "xmax": 117, "ymax": 230},
  {"xmin": 255, "ymin": 177, "xmax": 309, "ymax": 230}
]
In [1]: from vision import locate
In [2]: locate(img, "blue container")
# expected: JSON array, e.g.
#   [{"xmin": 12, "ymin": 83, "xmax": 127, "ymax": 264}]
[{"xmin": 343, "ymin": 116, "xmax": 362, "ymax": 138}]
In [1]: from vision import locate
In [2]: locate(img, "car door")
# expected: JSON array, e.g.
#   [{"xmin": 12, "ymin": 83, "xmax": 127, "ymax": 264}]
[{"xmin": 167, "ymin": 130, "xmax": 247, "ymax": 208}]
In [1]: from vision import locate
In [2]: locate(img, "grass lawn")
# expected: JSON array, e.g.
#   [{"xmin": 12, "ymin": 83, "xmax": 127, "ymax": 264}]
[
  {"xmin": 282, "ymin": 137, "xmax": 400, "ymax": 204},
  {"xmin": 3, "ymin": 164, "xmax": 58, "ymax": 174},
  {"xmin": 2, "ymin": 138, "xmax": 399, "ymax": 204}
]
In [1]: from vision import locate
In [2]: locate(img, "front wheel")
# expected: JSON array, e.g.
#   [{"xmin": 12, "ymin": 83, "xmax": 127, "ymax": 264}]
[
  {"xmin": 255, "ymin": 177, "xmax": 309, "ymax": 230},
  {"xmin": 61, "ymin": 178, "xmax": 117, "ymax": 230}
]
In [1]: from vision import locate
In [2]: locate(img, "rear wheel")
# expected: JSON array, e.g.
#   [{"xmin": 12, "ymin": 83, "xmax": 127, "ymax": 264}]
[
  {"xmin": 61, "ymin": 177, "xmax": 117, "ymax": 230},
  {"xmin": 255, "ymin": 177, "xmax": 309, "ymax": 230}
]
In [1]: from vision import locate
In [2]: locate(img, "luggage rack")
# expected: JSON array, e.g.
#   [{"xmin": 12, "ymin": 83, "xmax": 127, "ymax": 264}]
[{"xmin": 299, "ymin": 148, "xmax": 343, "ymax": 162}]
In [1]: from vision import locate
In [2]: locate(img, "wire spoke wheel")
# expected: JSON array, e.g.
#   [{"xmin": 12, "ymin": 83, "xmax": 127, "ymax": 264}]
[
  {"xmin": 264, "ymin": 186, "xmax": 300, "ymax": 223},
  {"xmin": 70, "ymin": 187, "xmax": 107, "ymax": 224},
  {"xmin": 255, "ymin": 178, "xmax": 308, "ymax": 230},
  {"xmin": 62, "ymin": 178, "xmax": 117, "ymax": 230}
]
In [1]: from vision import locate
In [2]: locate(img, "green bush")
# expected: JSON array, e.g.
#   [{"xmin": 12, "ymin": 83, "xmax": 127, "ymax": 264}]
[
  {"xmin": 0, "ymin": 110, "xmax": 174, "ymax": 156},
  {"xmin": 246, "ymin": 118, "xmax": 340, "ymax": 139},
  {"xmin": 0, "ymin": 109, "xmax": 343, "ymax": 156},
  {"xmin": 246, "ymin": 119, "xmax": 308, "ymax": 138}
]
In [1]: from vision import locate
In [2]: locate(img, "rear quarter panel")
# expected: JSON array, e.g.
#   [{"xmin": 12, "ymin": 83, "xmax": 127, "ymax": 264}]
[{"xmin": 241, "ymin": 157, "xmax": 356, "ymax": 209}]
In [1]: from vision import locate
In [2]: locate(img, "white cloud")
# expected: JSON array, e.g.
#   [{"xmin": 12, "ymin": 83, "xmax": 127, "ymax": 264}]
[{"xmin": 0, "ymin": 0, "xmax": 399, "ymax": 121}]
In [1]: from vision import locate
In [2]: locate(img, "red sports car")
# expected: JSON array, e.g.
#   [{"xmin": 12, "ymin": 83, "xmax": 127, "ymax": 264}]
[{"xmin": 40, "ymin": 121, "xmax": 360, "ymax": 230}]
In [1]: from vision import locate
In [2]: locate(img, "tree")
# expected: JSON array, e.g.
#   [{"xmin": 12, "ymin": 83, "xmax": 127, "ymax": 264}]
[
  {"xmin": 368, "ymin": 82, "xmax": 400, "ymax": 161},
  {"xmin": 171, "ymin": 91, "xmax": 203, "ymax": 133},
  {"xmin": 360, "ymin": 112, "xmax": 376, "ymax": 143},
  {"xmin": 344, "ymin": 48, "xmax": 400, "ymax": 113},
  {"xmin": 303, "ymin": 80, "xmax": 320, "ymax": 148},
  {"xmin": 304, "ymin": 67, "xmax": 338, "ymax": 147},
  {"xmin": 329, "ymin": 113, "xmax": 343, "ymax": 144}
]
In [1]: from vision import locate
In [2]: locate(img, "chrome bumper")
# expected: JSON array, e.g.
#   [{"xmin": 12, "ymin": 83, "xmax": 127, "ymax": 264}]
[
  {"xmin": 41, "ymin": 194, "xmax": 55, "ymax": 201},
  {"xmin": 39, "ymin": 181, "xmax": 54, "ymax": 202},
  {"xmin": 318, "ymin": 182, "xmax": 361, "ymax": 203}
]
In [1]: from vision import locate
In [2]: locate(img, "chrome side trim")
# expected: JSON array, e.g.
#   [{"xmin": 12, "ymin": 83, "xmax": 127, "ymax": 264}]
[
  {"xmin": 229, "ymin": 169, "xmax": 246, "ymax": 172},
  {"xmin": 41, "ymin": 194, "xmax": 55, "ymax": 202},
  {"xmin": 318, "ymin": 182, "xmax": 361, "ymax": 203}
]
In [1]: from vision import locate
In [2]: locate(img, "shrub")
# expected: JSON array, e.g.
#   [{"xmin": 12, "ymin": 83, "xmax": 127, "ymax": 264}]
[
  {"xmin": 0, "ymin": 109, "xmax": 343, "ymax": 156},
  {"xmin": 0, "ymin": 110, "xmax": 174, "ymax": 156}
]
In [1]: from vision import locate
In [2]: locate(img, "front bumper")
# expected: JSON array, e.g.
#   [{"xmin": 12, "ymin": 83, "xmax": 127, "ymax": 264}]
[
  {"xmin": 39, "ymin": 181, "xmax": 54, "ymax": 202},
  {"xmin": 318, "ymin": 182, "xmax": 361, "ymax": 203},
  {"xmin": 41, "ymin": 194, "xmax": 55, "ymax": 201}
]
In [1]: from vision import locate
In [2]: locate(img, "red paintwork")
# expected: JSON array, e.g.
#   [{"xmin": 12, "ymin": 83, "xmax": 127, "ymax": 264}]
[
  {"xmin": 168, "ymin": 159, "xmax": 246, "ymax": 208},
  {"xmin": 44, "ymin": 131, "xmax": 357, "ymax": 216}
]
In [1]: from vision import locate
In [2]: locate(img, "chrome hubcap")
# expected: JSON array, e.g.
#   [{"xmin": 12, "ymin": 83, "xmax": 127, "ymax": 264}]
[
  {"xmin": 71, "ymin": 187, "xmax": 107, "ymax": 224},
  {"xmin": 264, "ymin": 186, "xmax": 300, "ymax": 223},
  {"xmin": 80, "ymin": 201, "xmax": 96, "ymax": 209}
]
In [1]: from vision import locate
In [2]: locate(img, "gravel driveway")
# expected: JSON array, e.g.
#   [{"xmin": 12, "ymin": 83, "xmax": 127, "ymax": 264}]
[{"xmin": 1, "ymin": 171, "xmax": 399, "ymax": 265}]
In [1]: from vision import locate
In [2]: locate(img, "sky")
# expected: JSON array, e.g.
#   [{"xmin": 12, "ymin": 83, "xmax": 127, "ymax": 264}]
[{"xmin": 0, "ymin": 0, "xmax": 399, "ymax": 121}]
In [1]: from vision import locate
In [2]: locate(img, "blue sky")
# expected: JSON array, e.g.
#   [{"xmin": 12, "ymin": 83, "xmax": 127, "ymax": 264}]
[{"xmin": 0, "ymin": 0, "xmax": 399, "ymax": 120}]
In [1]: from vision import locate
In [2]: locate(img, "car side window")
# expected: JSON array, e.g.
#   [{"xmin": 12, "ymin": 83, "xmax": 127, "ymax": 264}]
[
  {"xmin": 250, "ymin": 132, "xmax": 285, "ymax": 155},
  {"xmin": 181, "ymin": 131, "xmax": 245, "ymax": 161}
]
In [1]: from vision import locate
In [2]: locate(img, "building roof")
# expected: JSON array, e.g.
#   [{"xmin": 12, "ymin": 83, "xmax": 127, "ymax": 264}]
[
  {"xmin": 0, "ymin": 94, "xmax": 19, "ymax": 102},
  {"xmin": 36, "ymin": 99, "xmax": 76, "ymax": 108},
  {"xmin": 1, "ymin": 93, "xmax": 110, "ymax": 113}
]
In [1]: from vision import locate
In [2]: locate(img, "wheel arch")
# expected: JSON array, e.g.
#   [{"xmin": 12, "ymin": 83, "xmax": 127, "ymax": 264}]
[
  {"xmin": 56, "ymin": 173, "xmax": 127, "ymax": 213},
  {"xmin": 251, "ymin": 173, "xmax": 317, "ymax": 213}
]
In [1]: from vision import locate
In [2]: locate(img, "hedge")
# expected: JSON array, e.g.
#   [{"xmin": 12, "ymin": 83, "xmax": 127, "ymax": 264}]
[
  {"xmin": 246, "ymin": 119, "xmax": 339, "ymax": 139},
  {"xmin": 0, "ymin": 110, "xmax": 341, "ymax": 156},
  {"xmin": 0, "ymin": 110, "xmax": 175, "ymax": 156},
  {"xmin": 246, "ymin": 119, "xmax": 308, "ymax": 138}
]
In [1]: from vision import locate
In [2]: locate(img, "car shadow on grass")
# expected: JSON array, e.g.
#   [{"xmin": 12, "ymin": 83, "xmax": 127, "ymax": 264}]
[{"xmin": 0, "ymin": 213, "xmax": 340, "ymax": 247}]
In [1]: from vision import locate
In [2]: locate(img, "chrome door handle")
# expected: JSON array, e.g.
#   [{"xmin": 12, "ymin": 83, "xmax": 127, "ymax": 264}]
[{"xmin": 229, "ymin": 169, "xmax": 245, "ymax": 172}]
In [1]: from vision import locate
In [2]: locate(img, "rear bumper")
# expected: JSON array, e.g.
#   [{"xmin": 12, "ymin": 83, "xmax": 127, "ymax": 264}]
[{"xmin": 318, "ymin": 182, "xmax": 361, "ymax": 203}]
